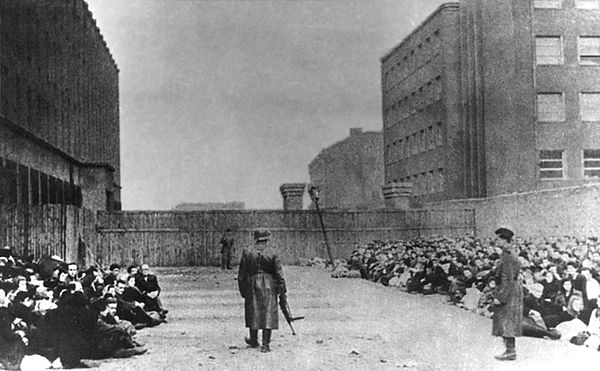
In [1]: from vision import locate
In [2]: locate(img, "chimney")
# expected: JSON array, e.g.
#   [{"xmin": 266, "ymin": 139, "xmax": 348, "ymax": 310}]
[
  {"xmin": 280, "ymin": 183, "xmax": 306, "ymax": 210},
  {"xmin": 382, "ymin": 182, "xmax": 413, "ymax": 210}
]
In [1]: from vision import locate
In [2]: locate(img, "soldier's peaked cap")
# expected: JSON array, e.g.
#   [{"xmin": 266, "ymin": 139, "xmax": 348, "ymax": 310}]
[
  {"xmin": 495, "ymin": 227, "xmax": 514, "ymax": 242},
  {"xmin": 254, "ymin": 228, "xmax": 271, "ymax": 242}
]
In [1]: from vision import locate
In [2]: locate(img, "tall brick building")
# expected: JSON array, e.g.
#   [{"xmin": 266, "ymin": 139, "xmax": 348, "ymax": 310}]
[
  {"xmin": 0, "ymin": 0, "xmax": 121, "ymax": 210},
  {"xmin": 309, "ymin": 128, "xmax": 384, "ymax": 210},
  {"xmin": 382, "ymin": 0, "xmax": 600, "ymax": 202}
]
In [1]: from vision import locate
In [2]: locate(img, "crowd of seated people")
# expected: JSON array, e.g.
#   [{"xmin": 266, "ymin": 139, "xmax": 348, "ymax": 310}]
[
  {"xmin": 0, "ymin": 246, "xmax": 168, "ymax": 369},
  {"xmin": 349, "ymin": 234, "xmax": 600, "ymax": 349}
]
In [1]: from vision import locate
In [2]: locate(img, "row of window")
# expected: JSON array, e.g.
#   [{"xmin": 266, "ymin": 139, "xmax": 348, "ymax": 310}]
[
  {"xmin": 0, "ymin": 158, "xmax": 83, "ymax": 207},
  {"xmin": 386, "ymin": 123, "xmax": 444, "ymax": 161},
  {"xmin": 534, "ymin": 0, "xmax": 600, "ymax": 9},
  {"xmin": 537, "ymin": 92, "xmax": 600, "ymax": 121},
  {"xmin": 539, "ymin": 149, "xmax": 600, "ymax": 179},
  {"xmin": 384, "ymin": 76, "xmax": 442, "ymax": 127},
  {"xmin": 383, "ymin": 29, "xmax": 441, "ymax": 86},
  {"xmin": 536, "ymin": 36, "xmax": 600, "ymax": 65},
  {"xmin": 394, "ymin": 169, "xmax": 445, "ymax": 196}
]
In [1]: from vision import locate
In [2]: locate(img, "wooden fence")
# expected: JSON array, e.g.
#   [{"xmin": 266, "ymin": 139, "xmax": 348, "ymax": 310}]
[
  {"xmin": 94, "ymin": 209, "xmax": 475, "ymax": 266},
  {"xmin": 0, "ymin": 204, "xmax": 96, "ymax": 263},
  {"xmin": 0, "ymin": 206, "xmax": 475, "ymax": 266}
]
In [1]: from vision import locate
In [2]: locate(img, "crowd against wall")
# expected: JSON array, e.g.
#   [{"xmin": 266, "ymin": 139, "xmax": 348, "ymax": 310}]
[
  {"xmin": 348, "ymin": 234, "xmax": 600, "ymax": 349},
  {"xmin": 0, "ymin": 246, "xmax": 168, "ymax": 369}
]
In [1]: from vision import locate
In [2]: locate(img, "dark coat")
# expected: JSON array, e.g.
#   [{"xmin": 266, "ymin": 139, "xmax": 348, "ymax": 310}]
[
  {"xmin": 541, "ymin": 279, "xmax": 561, "ymax": 301},
  {"xmin": 134, "ymin": 273, "xmax": 161, "ymax": 295},
  {"xmin": 220, "ymin": 234, "xmax": 235, "ymax": 253},
  {"xmin": 122, "ymin": 286, "xmax": 145, "ymax": 304},
  {"xmin": 238, "ymin": 243, "xmax": 286, "ymax": 330},
  {"xmin": 492, "ymin": 250, "xmax": 523, "ymax": 337},
  {"xmin": 44, "ymin": 302, "xmax": 98, "ymax": 367},
  {"xmin": 0, "ymin": 307, "xmax": 26, "ymax": 370}
]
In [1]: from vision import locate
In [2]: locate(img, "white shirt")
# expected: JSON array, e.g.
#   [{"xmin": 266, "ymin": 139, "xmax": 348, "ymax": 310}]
[{"xmin": 586, "ymin": 277, "xmax": 600, "ymax": 302}]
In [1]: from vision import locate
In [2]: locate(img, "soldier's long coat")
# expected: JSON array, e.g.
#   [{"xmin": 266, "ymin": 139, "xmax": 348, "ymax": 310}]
[
  {"xmin": 492, "ymin": 249, "xmax": 523, "ymax": 337},
  {"xmin": 238, "ymin": 243, "xmax": 286, "ymax": 330}
]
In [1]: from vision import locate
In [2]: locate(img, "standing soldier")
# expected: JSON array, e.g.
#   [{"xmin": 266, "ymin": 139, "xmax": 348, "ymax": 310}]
[
  {"xmin": 238, "ymin": 228, "xmax": 286, "ymax": 353},
  {"xmin": 491, "ymin": 227, "xmax": 523, "ymax": 361},
  {"xmin": 220, "ymin": 229, "xmax": 235, "ymax": 270}
]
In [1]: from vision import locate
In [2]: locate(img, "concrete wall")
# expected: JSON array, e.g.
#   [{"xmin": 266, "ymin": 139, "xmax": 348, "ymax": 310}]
[
  {"xmin": 426, "ymin": 184, "xmax": 600, "ymax": 238},
  {"xmin": 479, "ymin": 0, "xmax": 538, "ymax": 196}
]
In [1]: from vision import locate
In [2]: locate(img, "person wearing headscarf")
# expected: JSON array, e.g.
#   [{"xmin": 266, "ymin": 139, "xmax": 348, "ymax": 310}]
[
  {"xmin": 491, "ymin": 227, "xmax": 523, "ymax": 361},
  {"xmin": 238, "ymin": 228, "xmax": 286, "ymax": 353}
]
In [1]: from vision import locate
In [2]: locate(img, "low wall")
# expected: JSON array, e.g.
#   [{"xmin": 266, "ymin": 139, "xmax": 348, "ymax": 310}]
[
  {"xmin": 426, "ymin": 184, "xmax": 600, "ymax": 238},
  {"xmin": 4, "ymin": 184, "xmax": 599, "ymax": 267},
  {"xmin": 94, "ymin": 209, "xmax": 474, "ymax": 266}
]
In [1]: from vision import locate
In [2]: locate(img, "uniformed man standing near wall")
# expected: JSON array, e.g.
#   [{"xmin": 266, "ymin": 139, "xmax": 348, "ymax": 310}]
[
  {"xmin": 237, "ymin": 228, "xmax": 286, "ymax": 353},
  {"xmin": 491, "ymin": 227, "xmax": 523, "ymax": 361},
  {"xmin": 220, "ymin": 229, "xmax": 235, "ymax": 270}
]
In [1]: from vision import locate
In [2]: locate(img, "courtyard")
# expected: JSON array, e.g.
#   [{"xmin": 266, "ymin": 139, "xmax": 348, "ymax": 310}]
[{"xmin": 88, "ymin": 266, "xmax": 599, "ymax": 371}]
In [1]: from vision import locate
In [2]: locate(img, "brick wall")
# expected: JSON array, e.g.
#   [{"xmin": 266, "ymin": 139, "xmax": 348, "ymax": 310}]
[{"xmin": 309, "ymin": 129, "xmax": 384, "ymax": 210}]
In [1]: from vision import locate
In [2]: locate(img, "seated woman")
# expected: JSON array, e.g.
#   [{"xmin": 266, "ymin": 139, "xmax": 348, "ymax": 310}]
[
  {"xmin": 553, "ymin": 279, "xmax": 576, "ymax": 310},
  {"xmin": 541, "ymin": 269, "xmax": 561, "ymax": 303},
  {"xmin": 553, "ymin": 295, "xmax": 588, "ymax": 340}
]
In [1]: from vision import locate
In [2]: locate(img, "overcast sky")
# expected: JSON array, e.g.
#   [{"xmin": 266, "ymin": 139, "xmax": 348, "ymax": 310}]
[{"xmin": 86, "ymin": 0, "xmax": 447, "ymax": 210}]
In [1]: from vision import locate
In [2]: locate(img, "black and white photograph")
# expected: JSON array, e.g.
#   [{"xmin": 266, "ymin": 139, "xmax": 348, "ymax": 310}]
[{"xmin": 1, "ymin": 0, "xmax": 600, "ymax": 369}]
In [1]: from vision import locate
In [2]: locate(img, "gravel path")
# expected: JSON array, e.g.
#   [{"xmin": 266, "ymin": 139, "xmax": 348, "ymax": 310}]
[{"xmin": 85, "ymin": 266, "xmax": 599, "ymax": 371}]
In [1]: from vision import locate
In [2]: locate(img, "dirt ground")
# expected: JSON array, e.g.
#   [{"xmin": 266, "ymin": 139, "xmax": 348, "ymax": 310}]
[{"xmin": 84, "ymin": 266, "xmax": 599, "ymax": 371}]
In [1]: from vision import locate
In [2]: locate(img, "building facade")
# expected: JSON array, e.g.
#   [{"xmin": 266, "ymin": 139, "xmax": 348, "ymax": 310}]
[
  {"xmin": 0, "ymin": 0, "xmax": 121, "ymax": 210},
  {"xmin": 309, "ymin": 128, "xmax": 384, "ymax": 209},
  {"xmin": 381, "ymin": 3, "xmax": 459, "ymax": 202},
  {"xmin": 382, "ymin": 0, "xmax": 600, "ymax": 202}
]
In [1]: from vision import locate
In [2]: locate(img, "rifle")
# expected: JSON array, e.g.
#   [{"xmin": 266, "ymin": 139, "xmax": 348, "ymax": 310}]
[{"xmin": 279, "ymin": 293, "xmax": 304, "ymax": 335}]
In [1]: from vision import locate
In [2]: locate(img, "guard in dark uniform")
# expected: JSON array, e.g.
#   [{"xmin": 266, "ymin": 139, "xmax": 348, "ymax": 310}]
[
  {"xmin": 237, "ymin": 228, "xmax": 286, "ymax": 352},
  {"xmin": 220, "ymin": 229, "xmax": 235, "ymax": 270},
  {"xmin": 491, "ymin": 227, "xmax": 523, "ymax": 361}
]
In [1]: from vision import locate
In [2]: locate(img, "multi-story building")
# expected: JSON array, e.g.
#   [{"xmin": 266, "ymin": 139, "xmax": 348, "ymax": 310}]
[
  {"xmin": 381, "ymin": 3, "xmax": 459, "ymax": 202},
  {"xmin": 382, "ymin": 0, "xmax": 600, "ymax": 202},
  {"xmin": 0, "ymin": 0, "xmax": 121, "ymax": 210},
  {"xmin": 309, "ymin": 128, "xmax": 384, "ymax": 209}
]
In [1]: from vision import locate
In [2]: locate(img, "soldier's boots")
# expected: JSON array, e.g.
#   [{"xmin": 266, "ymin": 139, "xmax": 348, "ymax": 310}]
[
  {"xmin": 494, "ymin": 351, "xmax": 516, "ymax": 361},
  {"xmin": 261, "ymin": 329, "xmax": 272, "ymax": 353},
  {"xmin": 245, "ymin": 330, "xmax": 260, "ymax": 348},
  {"xmin": 494, "ymin": 337, "xmax": 516, "ymax": 361}
]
